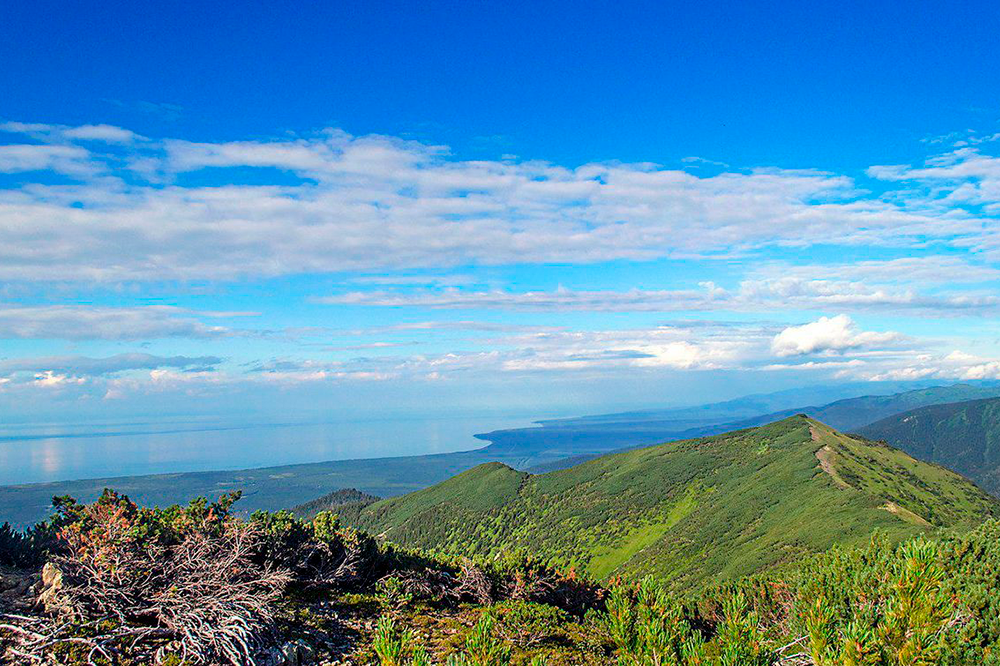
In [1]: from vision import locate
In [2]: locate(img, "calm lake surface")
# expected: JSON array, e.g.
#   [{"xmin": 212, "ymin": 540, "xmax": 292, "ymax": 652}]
[{"xmin": 0, "ymin": 413, "xmax": 539, "ymax": 486}]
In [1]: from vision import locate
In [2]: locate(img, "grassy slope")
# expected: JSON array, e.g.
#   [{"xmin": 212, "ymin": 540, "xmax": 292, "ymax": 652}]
[
  {"xmin": 355, "ymin": 416, "xmax": 999, "ymax": 588},
  {"xmin": 857, "ymin": 397, "xmax": 1000, "ymax": 496}
]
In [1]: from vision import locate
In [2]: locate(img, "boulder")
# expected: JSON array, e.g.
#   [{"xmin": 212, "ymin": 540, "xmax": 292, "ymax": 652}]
[
  {"xmin": 41, "ymin": 562, "xmax": 60, "ymax": 588},
  {"xmin": 265, "ymin": 639, "xmax": 316, "ymax": 666},
  {"xmin": 36, "ymin": 563, "xmax": 69, "ymax": 614}
]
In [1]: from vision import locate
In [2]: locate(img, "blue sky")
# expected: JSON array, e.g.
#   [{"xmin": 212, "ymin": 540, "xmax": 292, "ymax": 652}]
[{"xmin": 2, "ymin": 0, "xmax": 1000, "ymax": 423}]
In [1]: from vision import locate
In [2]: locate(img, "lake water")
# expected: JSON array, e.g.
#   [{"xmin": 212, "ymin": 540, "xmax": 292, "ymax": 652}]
[{"xmin": 0, "ymin": 413, "xmax": 538, "ymax": 486}]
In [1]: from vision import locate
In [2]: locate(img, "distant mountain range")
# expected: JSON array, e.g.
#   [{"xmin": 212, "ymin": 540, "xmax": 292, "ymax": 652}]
[
  {"xmin": 533, "ymin": 380, "xmax": 949, "ymax": 428},
  {"xmin": 858, "ymin": 396, "xmax": 1000, "ymax": 496},
  {"xmin": 353, "ymin": 416, "xmax": 998, "ymax": 588},
  {"xmin": 480, "ymin": 383, "xmax": 1000, "ymax": 470}
]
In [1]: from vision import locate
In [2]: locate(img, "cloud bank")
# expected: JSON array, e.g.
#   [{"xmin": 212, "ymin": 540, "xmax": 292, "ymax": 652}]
[
  {"xmin": 1, "ymin": 122, "xmax": 999, "ymax": 282},
  {"xmin": 3, "ymin": 121, "xmax": 1000, "ymax": 411}
]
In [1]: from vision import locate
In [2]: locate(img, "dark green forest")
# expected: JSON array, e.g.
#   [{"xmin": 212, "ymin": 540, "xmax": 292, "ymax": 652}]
[{"xmin": 859, "ymin": 396, "xmax": 1000, "ymax": 495}]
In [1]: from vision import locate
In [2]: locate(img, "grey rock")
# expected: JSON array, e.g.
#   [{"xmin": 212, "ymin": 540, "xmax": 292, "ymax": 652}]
[
  {"xmin": 295, "ymin": 640, "xmax": 317, "ymax": 663},
  {"xmin": 264, "ymin": 647, "xmax": 288, "ymax": 666},
  {"xmin": 264, "ymin": 639, "xmax": 317, "ymax": 666},
  {"xmin": 36, "ymin": 563, "xmax": 69, "ymax": 614}
]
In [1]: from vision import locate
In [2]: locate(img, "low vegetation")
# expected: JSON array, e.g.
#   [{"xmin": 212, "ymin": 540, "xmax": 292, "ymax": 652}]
[
  {"xmin": 4, "ymin": 416, "xmax": 1000, "ymax": 664},
  {"xmin": 3, "ymin": 491, "xmax": 1000, "ymax": 663},
  {"xmin": 291, "ymin": 488, "xmax": 381, "ymax": 522},
  {"xmin": 0, "ymin": 489, "xmax": 601, "ymax": 664}
]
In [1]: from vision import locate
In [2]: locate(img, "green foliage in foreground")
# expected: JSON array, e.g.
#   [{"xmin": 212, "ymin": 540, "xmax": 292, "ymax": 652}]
[
  {"xmin": 599, "ymin": 580, "xmax": 770, "ymax": 665},
  {"xmin": 9, "ymin": 491, "xmax": 1000, "ymax": 663},
  {"xmin": 0, "ymin": 520, "xmax": 56, "ymax": 568},
  {"xmin": 354, "ymin": 416, "xmax": 999, "ymax": 588},
  {"xmin": 359, "ymin": 520, "xmax": 1000, "ymax": 665}
]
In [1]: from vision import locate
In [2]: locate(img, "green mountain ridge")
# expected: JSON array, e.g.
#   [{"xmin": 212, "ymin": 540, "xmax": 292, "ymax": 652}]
[
  {"xmin": 353, "ymin": 415, "xmax": 999, "ymax": 589},
  {"xmin": 857, "ymin": 396, "xmax": 1000, "ymax": 496}
]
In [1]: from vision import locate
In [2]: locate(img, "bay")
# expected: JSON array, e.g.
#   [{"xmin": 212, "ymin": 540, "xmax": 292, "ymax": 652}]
[{"xmin": 0, "ymin": 413, "xmax": 539, "ymax": 485}]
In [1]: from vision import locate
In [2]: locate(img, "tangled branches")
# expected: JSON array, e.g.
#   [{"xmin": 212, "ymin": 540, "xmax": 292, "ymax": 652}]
[
  {"xmin": 1, "ymin": 492, "xmax": 609, "ymax": 664},
  {"xmin": 2, "ymin": 490, "xmax": 293, "ymax": 665},
  {"xmin": 250, "ymin": 509, "xmax": 371, "ymax": 589},
  {"xmin": 373, "ymin": 552, "xmax": 603, "ymax": 617},
  {"xmin": 0, "ymin": 612, "xmax": 173, "ymax": 664},
  {"xmin": 142, "ymin": 523, "xmax": 292, "ymax": 663}
]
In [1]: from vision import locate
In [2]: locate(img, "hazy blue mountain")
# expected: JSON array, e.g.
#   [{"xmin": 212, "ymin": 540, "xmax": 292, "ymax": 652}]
[{"xmin": 479, "ymin": 383, "xmax": 1000, "ymax": 468}]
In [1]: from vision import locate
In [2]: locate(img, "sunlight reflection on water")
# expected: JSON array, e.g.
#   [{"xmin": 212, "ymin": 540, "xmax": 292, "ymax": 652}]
[{"xmin": 0, "ymin": 414, "xmax": 535, "ymax": 485}]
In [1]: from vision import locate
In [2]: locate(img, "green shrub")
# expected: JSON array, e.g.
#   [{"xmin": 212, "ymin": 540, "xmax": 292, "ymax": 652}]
[
  {"xmin": 484, "ymin": 600, "xmax": 567, "ymax": 647},
  {"xmin": 18, "ymin": 490, "xmax": 1000, "ymax": 665},
  {"xmin": 0, "ymin": 521, "xmax": 55, "ymax": 568},
  {"xmin": 712, "ymin": 591, "xmax": 772, "ymax": 666},
  {"xmin": 455, "ymin": 613, "xmax": 511, "ymax": 666},
  {"xmin": 373, "ymin": 615, "xmax": 423, "ymax": 666},
  {"xmin": 599, "ymin": 578, "xmax": 707, "ymax": 665},
  {"xmin": 377, "ymin": 575, "xmax": 416, "ymax": 611},
  {"xmin": 795, "ymin": 536, "xmax": 957, "ymax": 665}
]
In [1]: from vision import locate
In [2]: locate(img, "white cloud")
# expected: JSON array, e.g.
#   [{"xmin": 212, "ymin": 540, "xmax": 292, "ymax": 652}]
[
  {"xmin": 681, "ymin": 156, "xmax": 730, "ymax": 168},
  {"xmin": 948, "ymin": 349, "xmax": 1000, "ymax": 380},
  {"xmin": 320, "ymin": 277, "xmax": 1000, "ymax": 316},
  {"xmin": 30, "ymin": 370, "xmax": 86, "ymax": 388},
  {"xmin": 1, "ymin": 121, "xmax": 140, "ymax": 144},
  {"xmin": 357, "ymin": 320, "xmax": 561, "ymax": 334},
  {"xmin": 321, "ymin": 286, "xmax": 720, "ymax": 311},
  {"xmin": 0, "ymin": 122, "xmax": 995, "ymax": 281},
  {"xmin": 4, "ymin": 121, "xmax": 1000, "ymax": 407},
  {"xmin": 771, "ymin": 315, "xmax": 904, "ymax": 357},
  {"xmin": 868, "ymin": 148, "xmax": 1000, "ymax": 258},
  {"xmin": 242, "ymin": 322, "xmax": 761, "ymax": 380},
  {"xmin": 0, "ymin": 313, "xmax": 994, "ymax": 401},
  {"xmin": 749, "ymin": 256, "xmax": 1000, "ymax": 285},
  {"xmin": 0, "ymin": 354, "xmax": 222, "ymax": 388},
  {"xmin": 761, "ymin": 359, "xmax": 868, "ymax": 372},
  {"xmin": 347, "ymin": 274, "xmax": 476, "ymax": 287},
  {"xmin": 62, "ymin": 124, "xmax": 140, "ymax": 143},
  {"xmin": 235, "ymin": 316, "xmax": 945, "ymax": 383},
  {"xmin": 0, "ymin": 305, "xmax": 247, "ymax": 340},
  {"xmin": 855, "ymin": 349, "xmax": 1000, "ymax": 382},
  {"xmin": 0, "ymin": 144, "xmax": 95, "ymax": 176}
]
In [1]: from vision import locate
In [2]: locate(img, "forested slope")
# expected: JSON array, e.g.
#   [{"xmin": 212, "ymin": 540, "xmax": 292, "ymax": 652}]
[{"xmin": 356, "ymin": 416, "xmax": 999, "ymax": 588}]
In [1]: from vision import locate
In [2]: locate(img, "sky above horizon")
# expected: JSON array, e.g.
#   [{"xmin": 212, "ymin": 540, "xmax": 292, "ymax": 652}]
[{"xmin": 3, "ymin": 0, "xmax": 1000, "ymax": 424}]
